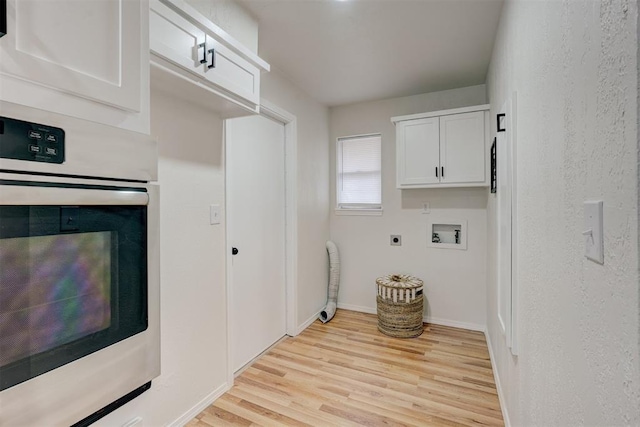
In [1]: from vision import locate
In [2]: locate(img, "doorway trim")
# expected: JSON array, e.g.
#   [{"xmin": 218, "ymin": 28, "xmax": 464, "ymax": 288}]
[
  {"xmin": 224, "ymin": 99, "xmax": 298, "ymax": 387},
  {"xmin": 496, "ymin": 92, "xmax": 519, "ymax": 357}
]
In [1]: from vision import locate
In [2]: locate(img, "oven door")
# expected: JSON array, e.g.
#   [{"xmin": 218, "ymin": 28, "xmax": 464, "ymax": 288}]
[{"xmin": 0, "ymin": 177, "xmax": 160, "ymax": 426}]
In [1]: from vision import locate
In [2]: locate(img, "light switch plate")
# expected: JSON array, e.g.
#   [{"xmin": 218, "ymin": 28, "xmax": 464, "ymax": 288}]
[
  {"xmin": 583, "ymin": 200, "xmax": 603, "ymax": 264},
  {"xmin": 210, "ymin": 204, "xmax": 221, "ymax": 225},
  {"xmin": 421, "ymin": 202, "xmax": 430, "ymax": 214}
]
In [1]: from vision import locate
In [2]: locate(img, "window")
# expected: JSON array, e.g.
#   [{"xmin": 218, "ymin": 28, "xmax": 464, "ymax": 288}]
[{"xmin": 336, "ymin": 134, "xmax": 382, "ymax": 213}]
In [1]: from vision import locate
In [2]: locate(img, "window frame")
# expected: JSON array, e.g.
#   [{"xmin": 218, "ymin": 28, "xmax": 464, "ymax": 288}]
[{"xmin": 335, "ymin": 133, "xmax": 383, "ymax": 215}]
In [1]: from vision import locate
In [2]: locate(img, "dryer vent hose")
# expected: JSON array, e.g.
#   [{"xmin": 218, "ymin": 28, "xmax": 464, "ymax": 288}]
[{"xmin": 319, "ymin": 241, "xmax": 340, "ymax": 323}]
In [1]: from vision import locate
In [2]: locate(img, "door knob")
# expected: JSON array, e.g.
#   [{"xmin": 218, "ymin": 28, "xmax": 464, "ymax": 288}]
[{"xmin": 232, "ymin": 247, "xmax": 239, "ymax": 255}]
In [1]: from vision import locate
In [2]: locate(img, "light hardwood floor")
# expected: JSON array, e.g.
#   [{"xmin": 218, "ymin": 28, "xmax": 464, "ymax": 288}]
[{"xmin": 186, "ymin": 309, "xmax": 504, "ymax": 427}]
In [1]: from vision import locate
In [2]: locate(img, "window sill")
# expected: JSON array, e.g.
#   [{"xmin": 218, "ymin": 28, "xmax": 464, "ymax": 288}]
[{"xmin": 334, "ymin": 208, "xmax": 383, "ymax": 216}]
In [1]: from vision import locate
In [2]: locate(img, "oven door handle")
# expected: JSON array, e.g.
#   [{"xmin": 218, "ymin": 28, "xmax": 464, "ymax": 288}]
[{"xmin": 0, "ymin": 185, "xmax": 149, "ymax": 206}]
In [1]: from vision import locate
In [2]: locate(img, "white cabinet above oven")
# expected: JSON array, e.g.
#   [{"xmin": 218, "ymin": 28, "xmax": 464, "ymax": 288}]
[
  {"xmin": 0, "ymin": 0, "xmax": 150, "ymax": 134},
  {"xmin": 149, "ymin": 0, "xmax": 270, "ymax": 116}
]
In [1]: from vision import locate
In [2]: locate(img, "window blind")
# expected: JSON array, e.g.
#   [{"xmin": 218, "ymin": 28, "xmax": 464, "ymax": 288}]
[{"xmin": 337, "ymin": 134, "xmax": 381, "ymax": 209}]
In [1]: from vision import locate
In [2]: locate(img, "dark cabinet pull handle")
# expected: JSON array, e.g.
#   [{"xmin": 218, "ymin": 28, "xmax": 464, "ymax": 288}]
[
  {"xmin": 441, "ymin": 167, "xmax": 444, "ymax": 178},
  {"xmin": 232, "ymin": 247, "xmax": 239, "ymax": 255},
  {"xmin": 435, "ymin": 167, "xmax": 438, "ymax": 178},
  {"xmin": 208, "ymin": 48, "xmax": 216, "ymax": 69},
  {"xmin": 198, "ymin": 42, "xmax": 206, "ymax": 64}
]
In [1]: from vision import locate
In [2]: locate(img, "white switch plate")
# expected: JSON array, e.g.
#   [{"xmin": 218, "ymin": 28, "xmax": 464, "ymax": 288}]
[
  {"xmin": 583, "ymin": 200, "xmax": 603, "ymax": 264},
  {"xmin": 421, "ymin": 202, "xmax": 430, "ymax": 214},
  {"xmin": 210, "ymin": 204, "xmax": 221, "ymax": 225}
]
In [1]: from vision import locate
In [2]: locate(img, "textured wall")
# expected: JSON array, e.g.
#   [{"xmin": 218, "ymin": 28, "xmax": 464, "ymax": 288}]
[
  {"xmin": 486, "ymin": 0, "xmax": 639, "ymax": 425},
  {"xmin": 329, "ymin": 85, "xmax": 489, "ymax": 330}
]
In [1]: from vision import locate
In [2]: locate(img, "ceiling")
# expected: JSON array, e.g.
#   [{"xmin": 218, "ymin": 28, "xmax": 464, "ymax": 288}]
[{"xmin": 239, "ymin": 0, "xmax": 504, "ymax": 107}]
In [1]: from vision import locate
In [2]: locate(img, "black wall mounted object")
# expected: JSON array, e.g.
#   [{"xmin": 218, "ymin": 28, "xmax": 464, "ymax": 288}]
[
  {"xmin": 497, "ymin": 113, "xmax": 506, "ymax": 132},
  {"xmin": 490, "ymin": 137, "xmax": 497, "ymax": 193}
]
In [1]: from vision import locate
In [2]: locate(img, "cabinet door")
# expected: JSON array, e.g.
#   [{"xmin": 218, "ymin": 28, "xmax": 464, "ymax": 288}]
[
  {"xmin": 203, "ymin": 36, "xmax": 260, "ymax": 105},
  {"xmin": 150, "ymin": 0, "xmax": 207, "ymax": 80},
  {"xmin": 150, "ymin": 0, "xmax": 260, "ymax": 107},
  {"xmin": 439, "ymin": 111, "xmax": 486, "ymax": 184},
  {"xmin": 0, "ymin": 0, "xmax": 141, "ymax": 112},
  {"xmin": 396, "ymin": 118, "xmax": 440, "ymax": 187}
]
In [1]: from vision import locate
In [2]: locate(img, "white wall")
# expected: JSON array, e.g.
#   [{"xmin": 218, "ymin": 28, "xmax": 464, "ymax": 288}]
[
  {"xmin": 185, "ymin": 0, "xmax": 258, "ymax": 54},
  {"xmin": 96, "ymin": 61, "xmax": 330, "ymax": 427},
  {"xmin": 97, "ymin": 86, "xmax": 229, "ymax": 426},
  {"xmin": 261, "ymin": 68, "xmax": 331, "ymax": 330},
  {"xmin": 329, "ymin": 85, "xmax": 489, "ymax": 330},
  {"xmin": 486, "ymin": 0, "xmax": 639, "ymax": 425}
]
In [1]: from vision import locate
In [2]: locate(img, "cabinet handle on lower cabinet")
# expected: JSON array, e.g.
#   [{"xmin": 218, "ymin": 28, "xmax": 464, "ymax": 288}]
[
  {"xmin": 198, "ymin": 43, "xmax": 206, "ymax": 64},
  {"xmin": 435, "ymin": 167, "xmax": 438, "ymax": 178},
  {"xmin": 441, "ymin": 167, "xmax": 444, "ymax": 178},
  {"xmin": 208, "ymin": 48, "xmax": 216, "ymax": 69}
]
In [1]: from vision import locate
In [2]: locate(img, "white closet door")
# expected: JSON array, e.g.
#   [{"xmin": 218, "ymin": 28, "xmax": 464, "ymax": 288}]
[{"xmin": 227, "ymin": 114, "xmax": 286, "ymax": 372}]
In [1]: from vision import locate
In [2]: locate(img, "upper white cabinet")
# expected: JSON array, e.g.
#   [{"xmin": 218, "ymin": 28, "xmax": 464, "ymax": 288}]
[
  {"xmin": 392, "ymin": 106, "xmax": 489, "ymax": 189},
  {"xmin": 439, "ymin": 111, "xmax": 486, "ymax": 184},
  {"xmin": 150, "ymin": 0, "xmax": 269, "ymax": 116},
  {"xmin": 396, "ymin": 117, "xmax": 440, "ymax": 186},
  {"xmin": 0, "ymin": 0, "xmax": 150, "ymax": 134}
]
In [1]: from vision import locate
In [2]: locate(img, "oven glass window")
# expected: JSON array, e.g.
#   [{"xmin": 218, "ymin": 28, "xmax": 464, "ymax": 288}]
[
  {"xmin": 0, "ymin": 202, "xmax": 147, "ymax": 391},
  {"xmin": 0, "ymin": 232, "xmax": 112, "ymax": 367}
]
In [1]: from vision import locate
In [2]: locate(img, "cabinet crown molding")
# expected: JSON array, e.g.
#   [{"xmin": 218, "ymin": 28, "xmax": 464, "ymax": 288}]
[{"xmin": 391, "ymin": 104, "xmax": 490, "ymax": 124}]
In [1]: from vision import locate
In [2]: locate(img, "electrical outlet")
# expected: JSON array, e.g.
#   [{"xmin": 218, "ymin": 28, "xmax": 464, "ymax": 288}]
[
  {"xmin": 390, "ymin": 235, "xmax": 402, "ymax": 246},
  {"xmin": 421, "ymin": 202, "xmax": 430, "ymax": 214}
]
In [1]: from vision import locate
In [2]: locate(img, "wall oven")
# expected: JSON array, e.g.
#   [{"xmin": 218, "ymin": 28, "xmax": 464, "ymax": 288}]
[{"xmin": 0, "ymin": 102, "xmax": 159, "ymax": 426}]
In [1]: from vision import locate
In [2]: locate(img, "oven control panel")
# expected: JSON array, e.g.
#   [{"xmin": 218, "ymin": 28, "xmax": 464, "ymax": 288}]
[{"xmin": 0, "ymin": 116, "xmax": 65, "ymax": 164}]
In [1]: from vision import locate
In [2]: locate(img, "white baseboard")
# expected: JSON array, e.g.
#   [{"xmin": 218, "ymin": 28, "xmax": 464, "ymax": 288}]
[
  {"xmin": 337, "ymin": 302, "xmax": 376, "ymax": 315},
  {"xmin": 168, "ymin": 382, "xmax": 230, "ymax": 427},
  {"xmin": 295, "ymin": 309, "xmax": 323, "ymax": 335},
  {"xmin": 336, "ymin": 303, "xmax": 485, "ymax": 332},
  {"xmin": 484, "ymin": 329, "xmax": 511, "ymax": 427},
  {"xmin": 424, "ymin": 316, "xmax": 485, "ymax": 332}
]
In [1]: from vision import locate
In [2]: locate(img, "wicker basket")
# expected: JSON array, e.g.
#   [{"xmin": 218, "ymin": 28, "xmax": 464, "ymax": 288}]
[{"xmin": 376, "ymin": 274, "xmax": 424, "ymax": 338}]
